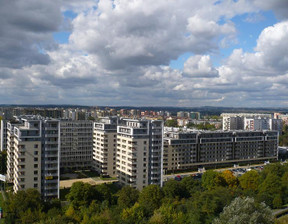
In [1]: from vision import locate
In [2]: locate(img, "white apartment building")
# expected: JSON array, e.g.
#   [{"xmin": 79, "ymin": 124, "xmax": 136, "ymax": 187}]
[
  {"xmin": 93, "ymin": 117, "xmax": 118, "ymax": 177},
  {"xmin": 116, "ymin": 119, "xmax": 163, "ymax": 190},
  {"xmin": 222, "ymin": 113, "xmax": 272, "ymax": 131},
  {"xmin": 60, "ymin": 120, "xmax": 93, "ymax": 171},
  {"xmin": 7, "ymin": 116, "xmax": 60, "ymax": 200}
]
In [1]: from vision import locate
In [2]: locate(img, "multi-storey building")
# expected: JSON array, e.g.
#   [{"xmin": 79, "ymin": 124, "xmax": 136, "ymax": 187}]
[
  {"xmin": 7, "ymin": 116, "xmax": 60, "ymax": 200},
  {"xmin": 222, "ymin": 113, "xmax": 272, "ymax": 131},
  {"xmin": 60, "ymin": 120, "xmax": 93, "ymax": 171},
  {"xmin": 163, "ymin": 129, "xmax": 278, "ymax": 172},
  {"xmin": 244, "ymin": 117, "xmax": 283, "ymax": 133},
  {"xmin": 93, "ymin": 117, "xmax": 118, "ymax": 177},
  {"xmin": 116, "ymin": 119, "xmax": 163, "ymax": 190},
  {"xmin": 0, "ymin": 120, "xmax": 7, "ymax": 151}
]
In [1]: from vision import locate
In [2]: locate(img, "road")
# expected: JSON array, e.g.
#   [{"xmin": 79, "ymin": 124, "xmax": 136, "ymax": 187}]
[{"xmin": 163, "ymin": 163, "xmax": 265, "ymax": 181}]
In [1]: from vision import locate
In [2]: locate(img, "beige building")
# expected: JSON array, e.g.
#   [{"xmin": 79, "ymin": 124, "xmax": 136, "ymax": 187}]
[
  {"xmin": 116, "ymin": 119, "xmax": 163, "ymax": 190},
  {"xmin": 7, "ymin": 116, "xmax": 60, "ymax": 200},
  {"xmin": 163, "ymin": 129, "xmax": 278, "ymax": 172},
  {"xmin": 93, "ymin": 117, "xmax": 118, "ymax": 177}
]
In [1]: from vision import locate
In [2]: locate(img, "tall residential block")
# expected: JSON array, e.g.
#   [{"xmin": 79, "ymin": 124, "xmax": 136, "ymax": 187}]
[
  {"xmin": 7, "ymin": 116, "xmax": 60, "ymax": 200},
  {"xmin": 93, "ymin": 117, "xmax": 118, "ymax": 177},
  {"xmin": 222, "ymin": 113, "xmax": 272, "ymax": 131},
  {"xmin": 0, "ymin": 120, "xmax": 7, "ymax": 151},
  {"xmin": 60, "ymin": 120, "xmax": 93, "ymax": 171},
  {"xmin": 116, "ymin": 119, "xmax": 163, "ymax": 190},
  {"xmin": 163, "ymin": 129, "xmax": 278, "ymax": 172}
]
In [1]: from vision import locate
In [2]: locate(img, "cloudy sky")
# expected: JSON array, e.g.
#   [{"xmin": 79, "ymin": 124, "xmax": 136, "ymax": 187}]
[{"xmin": 0, "ymin": 0, "xmax": 288, "ymax": 107}]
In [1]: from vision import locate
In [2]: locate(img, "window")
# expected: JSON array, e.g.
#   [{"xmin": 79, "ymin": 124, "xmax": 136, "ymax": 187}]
[
  {"xmin": 34, "ymin": 184, "xmax": 38, "ymax": 188},
  {"xmin": 34, "ymin": 151, "xmax": 38, "ymax": 155},
  {"xmin": 34, "ymin": 144, "xmax": 38, "ymax": 148},
  {"xmin": 34, "ymin": 158, "xmax": 38, "ymax": 162},
  {"xmin": 34, "ymin": 164, "xmax": 38, "ymax": 168},
  {"xmin": 34, "ymin": 177, "xmax": 38, "ymax": 181},
  {"xmin": 34, "ymin": 171, "xmax": 38, "ymax": 175}
]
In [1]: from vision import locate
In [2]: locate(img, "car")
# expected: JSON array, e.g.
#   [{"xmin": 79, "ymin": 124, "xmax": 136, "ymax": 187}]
[{"xmin": 174, "ymin": 175, "xmax": 182, "ymax": 181}]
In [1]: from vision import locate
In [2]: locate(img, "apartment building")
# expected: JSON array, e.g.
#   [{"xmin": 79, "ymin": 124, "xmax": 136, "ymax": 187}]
[
  {"xmin": 93, "ymin": 117, "xmax": 118, "ymax": 177},
  {"xmin": 60, "ymin": 120, "xmax": 93, "ymax": 171},
  {"xmin": 116, "ymin": 119, "xmax": 163, "ymax": 190},
  {"xmin": 0, "ymin": 120, "xmax": 7, "ymax": 151},
  {"xmin": 163, "ymin": 129, "xmax": 278, "ymax": 172},
  {"xmin": 7, "ymin": 116, "xmax": 60, "ymax": 200},
  {"xmin": 222, "ymin": 113, "xmax": 272, "ymax": 131}
]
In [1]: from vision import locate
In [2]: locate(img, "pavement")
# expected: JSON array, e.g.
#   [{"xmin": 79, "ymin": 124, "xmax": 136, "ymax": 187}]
[{"xmin": 60, "ymin": 177, "xmax": 118, "ymax": 188}]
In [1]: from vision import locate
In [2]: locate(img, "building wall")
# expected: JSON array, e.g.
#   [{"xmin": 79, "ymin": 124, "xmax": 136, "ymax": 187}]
[
  {"xmin": 6, "ymin": 116, "xmax": 60, "ymax": 200},
  {"xmin": 60, "ymin": 120, "xmax": 93, "ymax": 170},
  {"xmin": 163, "ymin": 130, "xmax": 278, "ymax": 171},
  {"xmin": 116, "ymin": 119, "xmax": 163, "ymax": 190}
]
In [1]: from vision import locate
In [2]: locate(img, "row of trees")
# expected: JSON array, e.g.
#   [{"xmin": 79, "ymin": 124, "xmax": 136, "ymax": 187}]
[
  {"xmin": 165, "ymin": 119, "xmax": 218, "ymax": 130},
  {"xmin": 3, "ymin": 162, "xmax": 288, "ymax": 223}
]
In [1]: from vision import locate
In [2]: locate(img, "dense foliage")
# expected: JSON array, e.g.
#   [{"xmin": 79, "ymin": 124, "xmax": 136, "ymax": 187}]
[
  {"xmin": 186, "ymin": 122, "xmax": 217, "ymax": 130},
  {"xmin": 4, "ymin": 163, "xmax": 288, "ymax": 223}
]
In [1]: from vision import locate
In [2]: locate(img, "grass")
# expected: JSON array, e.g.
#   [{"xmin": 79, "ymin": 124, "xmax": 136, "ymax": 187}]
[
  {"xmin": 100, "ymin": 176, "xmax": 117, "ymax": 181},
  {"xmin": 75, "ymin": 170, "xmax": 100, "ymax": 179}
]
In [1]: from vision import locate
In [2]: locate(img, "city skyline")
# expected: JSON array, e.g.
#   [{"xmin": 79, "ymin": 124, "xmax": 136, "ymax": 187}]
[{"xmin": 1, "ymin": 0, "xmax": 288, "ymax": 107}]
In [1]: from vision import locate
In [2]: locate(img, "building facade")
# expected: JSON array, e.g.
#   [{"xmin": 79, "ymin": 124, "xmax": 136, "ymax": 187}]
[
  {"xmin": 116, "ymin": 119, "xmax": 163, "ymax": 190},
  {"xmin": 222, "ymin": 113, "xmax": 272, "ymax": 131},
  {"xmin": 0, "ymin": 120, "xmax": 7, "ymax": 151},
  {"xmin": 60, "ymin": 120, "xmax": 93, "ymax": 171},
  {"xmin": 163, "ymin": 129, "xmax": 278, "ymax": 172},
  {"xmin": 93, "ymin": 117, "xmax": 118, "ymax": 177},
  {"xmin": 7, "ymin": 116, "xmax": 60, "ymax": 200}
]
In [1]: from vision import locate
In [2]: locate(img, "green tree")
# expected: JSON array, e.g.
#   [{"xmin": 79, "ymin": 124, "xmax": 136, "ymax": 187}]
[
  {"xmin": 4, "ymin": 188, "xmax": 44, "ymax": 223},
  {"xmin": 239, "ymin": 170, "xmax": 260, "ymax": 191},
  {"xmin": 66, "ymin": 182, "xmax": 100, "ymax": 209},
  {"xmin": 117, "ymin": 186, "xmax": 139, "ymax": 209},
  {"xmin": 213, "ymin": 197, "xmax": 274, "ymax": 224},
  {"xmin": 121, "ymin": 202, "xmax": 147, "ymax": 224},
  {"xmin": 138, "ymin": 185, "xmax": 164, "ymax": 215},
  {"xmin": 149, "ymin": 203, "xmax": 185, "ymax": 224},
  {"xmin": 162, "ymin": 179, "xmax": 189, "ymax": 199},
  {"xmin": 165, "ymin": 120, "xmax": 178, "ymax": 127},
  {"xmin": 201, "ymin": 170, "xmax": 226, "ymax": 190}
]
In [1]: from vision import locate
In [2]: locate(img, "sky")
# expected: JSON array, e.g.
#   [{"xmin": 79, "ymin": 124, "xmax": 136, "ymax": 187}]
[{"xmin": 0, "ymin": 0, "xmax": 288, "ymax": 107}]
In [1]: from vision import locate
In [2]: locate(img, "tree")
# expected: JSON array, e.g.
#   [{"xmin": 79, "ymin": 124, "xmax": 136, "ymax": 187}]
[
  {"xmin": 121, "ymin": 203, "xmax": 147, "ymax": 224},
  {"xmin": 162, "ymin": 179, "xmax": 189, "ymax": 199},
  {"xmin": 239, "ymin": 170, "xmax": 260, "ymax": 191},
  {"xmin": 213, "ymin": 197, "xmax": 274, "ymax": 224},
  {"xmin": 165, "ymin": 120, "xmax": 178, "ymax": 127},
  {"xmin": 4, "ymin": 188, "xmax": 44, "ymax": 223},
  {"xmin": 220, "ymin": 170, "xmax": 238, "ymax": 189},
  {"xmin": 149, "ymin": 203, "xmax": 185, "ymax": 224},
  {"xmin": 138, "ymin": 185, "xmax": 164, "ymax": 214},
  {"xmin": 66, "ymin": 182, "xmax": 100, "ymax": 209},
  {"xmin": 201, "ymin": 170, "xmax": 226, "ymax": 190},
  {"xmin": 117, "ymin": 186, "xmax": 139, "ymax": 208}
]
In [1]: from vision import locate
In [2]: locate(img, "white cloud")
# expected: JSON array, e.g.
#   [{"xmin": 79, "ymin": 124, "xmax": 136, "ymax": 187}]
[{"xmin": 183, "ymin": 55, "xmax": 219, "ymax": 78}]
